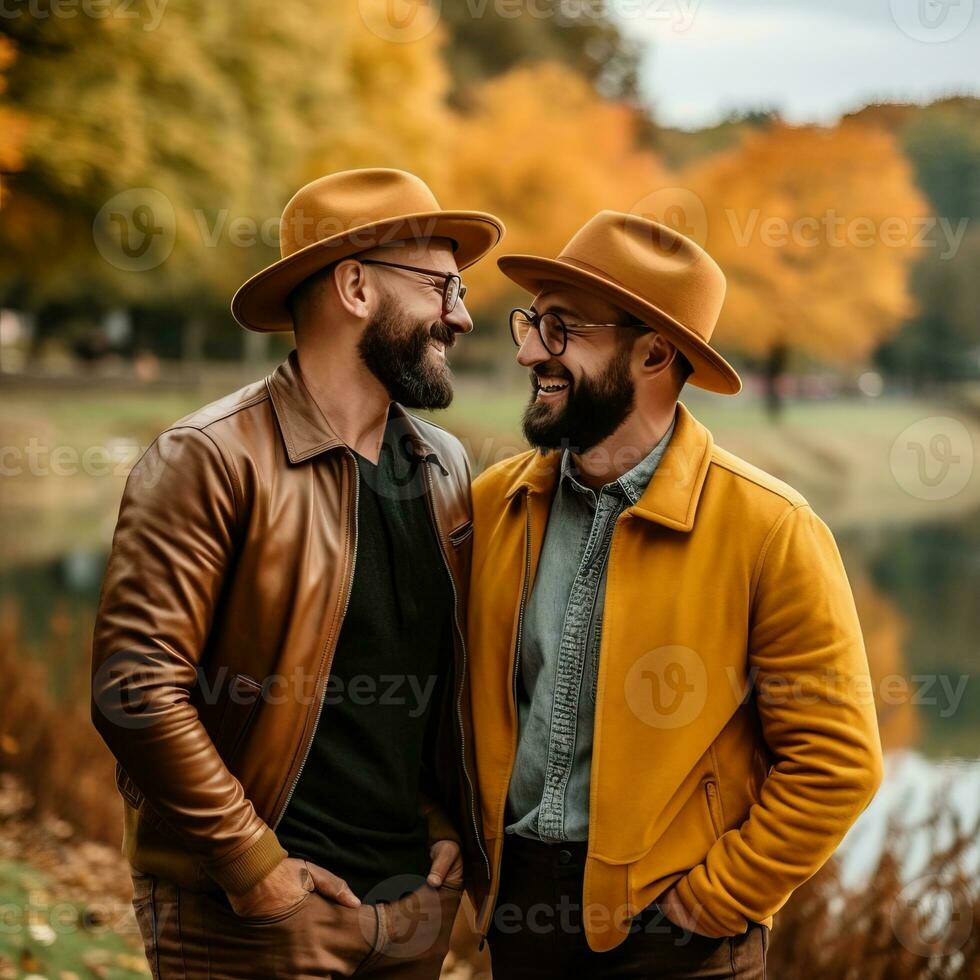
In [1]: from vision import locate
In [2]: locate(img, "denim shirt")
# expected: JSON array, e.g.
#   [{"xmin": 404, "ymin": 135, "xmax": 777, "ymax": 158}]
[{"xmin": 505, "ymin": 415, "xmax": 676, "ymax": 842}]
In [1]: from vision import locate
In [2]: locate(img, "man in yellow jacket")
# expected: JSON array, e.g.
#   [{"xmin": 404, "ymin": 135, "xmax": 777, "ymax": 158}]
[{"xmin": 465, "ymin": 211, "xmax": 884, "ymax": 978}]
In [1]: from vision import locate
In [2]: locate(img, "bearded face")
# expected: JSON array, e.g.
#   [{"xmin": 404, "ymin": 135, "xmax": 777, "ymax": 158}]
[
  {"xmin": 521, "ymin": 339, "xmax": 636, "ymax": 454},
  {"xmin": 357, "ymin": 291, "xmax": 457, "ymax": 410}
]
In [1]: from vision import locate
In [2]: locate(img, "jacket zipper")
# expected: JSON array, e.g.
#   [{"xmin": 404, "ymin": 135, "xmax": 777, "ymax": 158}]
[
  {"xmin": 479, "ymin": 490, "xmax": 532, "ymax": 948},
  {"xmin": 583, "ymin": 513, "xmax": 624, "ymax": 920},
  {"xmin": 421, "ymin": 462, "xmax": 491, "ymax": 885},
  {"xmin": 511, "ymin": 498, "xmax": 532, "ymax": 722},
  {"xmin": 272, "ymin": 448, "xmax": 360, "ymax": 828}
]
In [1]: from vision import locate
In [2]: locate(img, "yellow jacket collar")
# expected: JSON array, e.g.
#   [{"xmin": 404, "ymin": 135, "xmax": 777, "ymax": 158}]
[{"xmin": 502, "ymin": 401, "xmax": 713, "ymax": 532}]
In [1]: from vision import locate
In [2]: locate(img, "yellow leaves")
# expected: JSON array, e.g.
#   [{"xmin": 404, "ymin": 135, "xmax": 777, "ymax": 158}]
[
  {"xmin": 0, "ymin": 10, "xmax": 933, "ymax": 368},
  {"xmin": 440, "ymin": 62, "xmax": 670, "ymax": 311},
  {"xmin": 681, "ymin": 121, "xmax": 931, "ymax": 360},
  {"xmin": 440, "ymin": 97, "xmax": 929, "ymax": 366},
  {"xmin": 302, "ymin": 1, "xmax": 450, "ymax": 188},
  {"xmin": 441, "ymin": 83, "xmax": 927, "ymax": 370}
]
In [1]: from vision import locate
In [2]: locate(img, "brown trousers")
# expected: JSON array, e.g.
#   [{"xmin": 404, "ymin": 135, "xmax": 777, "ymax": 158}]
[
  {"xmin": 130, "ymin": 860, "xmax": 463, "ymax": 979},
  {"xmin": 486, "ymin": 835, "xmax": 768, "ymax": 979}
]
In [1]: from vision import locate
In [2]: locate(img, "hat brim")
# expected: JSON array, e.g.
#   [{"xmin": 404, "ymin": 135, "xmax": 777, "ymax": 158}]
[
  {"xmin": 497, "ymin": 255, "xmax": 742, "ymax": 396},
  {"xmin": 232, "ymin": 210, "xmax": 504, "ymax": 332}
]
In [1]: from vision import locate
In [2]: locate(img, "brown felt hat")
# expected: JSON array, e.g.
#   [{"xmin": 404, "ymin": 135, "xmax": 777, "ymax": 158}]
[
  {"xmin": 498, "ymin": 210, "xmax": 741, "ymax": 395},
  {"xmin": 232, "ymin": 168, "xmax": 505, "ymax": 332}
]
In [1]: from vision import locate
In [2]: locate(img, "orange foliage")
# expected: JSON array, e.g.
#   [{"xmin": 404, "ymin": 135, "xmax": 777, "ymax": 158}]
[
  {"xmin": 442, "ymin": 62, "xmax": 671, "ymax": 311},
  {"xmin": 679, "ymin": 122, "xmax": 930, "ymax": 361},
  {"xmin": 0, "ymin": 37, "xmax": 27, "ymax": 175},
  {"xmin": 851, "ymin": 575, "xmax": 921, "ymax": 752},
  {"xmin": 302, "ymin": 0, "xmax": 452, "ymax": 188}
]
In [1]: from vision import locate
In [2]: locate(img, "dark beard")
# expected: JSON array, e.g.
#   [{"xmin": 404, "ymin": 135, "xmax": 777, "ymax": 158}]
[
  {"xmin": 357, "ymin": 293, "xmax": 455, "ymax": 409},
  {"xmin": 522, "ymin": 342, "xmax": 635, "ymax": 453}
]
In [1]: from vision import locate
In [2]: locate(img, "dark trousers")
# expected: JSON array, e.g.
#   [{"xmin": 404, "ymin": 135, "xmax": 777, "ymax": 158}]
[{"xmin": 486, "ymin": 834, "xmax": 768, "ymax": 980}]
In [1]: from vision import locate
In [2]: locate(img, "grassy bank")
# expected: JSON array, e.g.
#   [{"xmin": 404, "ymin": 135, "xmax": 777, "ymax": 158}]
[
  {"xmin": 3, "ymin": 376, "xmax": 979, "ymax": 571},
  {"xmin": 426, "ymin": 382, "xmax": 980, "ymax": 531}
]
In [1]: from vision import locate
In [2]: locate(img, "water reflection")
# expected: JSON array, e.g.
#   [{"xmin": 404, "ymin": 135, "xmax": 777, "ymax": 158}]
[
  {"xmin": 840, "ymin": 749, "xmax": 980, "ymax": 891},
  {"xmin": 839, "ymin": 509, "xmax": 980, "ymax": 759}
]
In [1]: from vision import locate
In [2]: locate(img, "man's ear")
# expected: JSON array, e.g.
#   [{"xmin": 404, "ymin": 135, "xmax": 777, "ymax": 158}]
[
  {"xmin": 333, "ymin": 258, "xmax": 372, "ymax": 319},
  {"xmin": 640, "ymin": 332, "xmax": 677, "ymax": 377}
]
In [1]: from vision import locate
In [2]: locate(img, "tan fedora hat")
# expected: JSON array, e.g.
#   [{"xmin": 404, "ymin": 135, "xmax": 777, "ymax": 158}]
[
  {"xmin": 498, "ymin": 211, "xmax": 741, "ymax": 395},
  {"xmin": 232, "ymin": 168, "xmax": 505, "ymax": 332}
]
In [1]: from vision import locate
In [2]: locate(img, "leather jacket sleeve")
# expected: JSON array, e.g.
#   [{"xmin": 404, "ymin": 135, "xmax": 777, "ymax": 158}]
[{"xmin": 91, "ymin": 425, "xmax": 287, "ymax": 895}]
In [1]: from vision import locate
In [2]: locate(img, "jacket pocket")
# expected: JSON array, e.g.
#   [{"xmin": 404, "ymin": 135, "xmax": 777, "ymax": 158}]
[
  {"xmin": 117, "ymin": 762, "xmax": 174, "ymax": 834},
  {"xmin": 448, "ymin": 520, "xmax": 473, "ymax": 547},
  {"xmin": 229, "ymin": 889, "xmax": 313, "ymax": 926},
  {"xmin": 703, "ymin": 778, "xmax": 724, "ymax": 838},
  {"xmin": 130, "ymin": 873, "xmax": 160, "ymax": 980},
  {"xmin": 216, "ymin": 673, "xmax": 263, "ymax": 761},
  {"xmin": 115, "ymin": 761, "xmax": 145, "ymax": 811}
]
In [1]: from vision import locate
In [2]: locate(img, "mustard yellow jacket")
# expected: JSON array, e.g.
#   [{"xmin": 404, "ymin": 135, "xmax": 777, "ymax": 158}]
[{"xmin": 466, "ymin": 401, "xmax": 884, "ymax": 952}]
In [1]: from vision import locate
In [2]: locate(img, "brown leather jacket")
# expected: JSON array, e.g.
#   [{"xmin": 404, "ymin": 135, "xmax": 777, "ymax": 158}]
[{"xmin": 91, "ymin": 350, "xmax": 487, "ymax": 897}]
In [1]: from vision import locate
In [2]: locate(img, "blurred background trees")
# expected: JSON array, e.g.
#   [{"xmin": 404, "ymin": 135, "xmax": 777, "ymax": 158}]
[
  {"xmin": 0, "ymin": 36, "xmax": 26, "ymax": 173},
  {"xmin": 2, "ymin": 7, "xmax": 979, "ymax": 977},
  {"xmin": 681, "ymin": 122, "xmax": 928, "ymax": 416},
  {"xmin": 868, "ymin": 98, "xmax": 980, "ymax": 388},
  {"xmin": 1, "ymin": 2, "xmax": 978, "ymax": 394},
  {"xmin": 444, "ymin": 61, "xmax": 668, "ymax": 320}
]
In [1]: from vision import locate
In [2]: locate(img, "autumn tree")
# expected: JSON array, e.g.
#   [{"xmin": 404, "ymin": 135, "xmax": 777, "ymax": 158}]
[
  {"xmin": 2, "ymin": 3, "xmax": 262, "ymax": 313},
  {"xmin": 301, "ymin": 1, "xmax": 451, "ymax": 190},
  {"xmin": 869, "ymin": 98, "xmax": 980, "ymax": 385},
  {"xmin": 438, "ymin": 0, "xmax": 641, "ymax": 103},
  {"xmin": 678, "ymin": 122, "xmax": 930, "ymax": 416},
  {"xmin": 443, "ymin": 61, "xmax": 670, "ymax": 324},
  {"xmin": 0, "ymin": 0, "xmax": 446, "ymax": 361},
  {"xmin": 0, "ymin": 36, "xmax": 26, "ymax": 177}
]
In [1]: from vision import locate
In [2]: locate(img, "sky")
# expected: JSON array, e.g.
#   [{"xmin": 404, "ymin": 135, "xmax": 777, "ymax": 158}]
[{"xmin": 612, "ymin": 0, "xmax": 980, "ymax": 129}]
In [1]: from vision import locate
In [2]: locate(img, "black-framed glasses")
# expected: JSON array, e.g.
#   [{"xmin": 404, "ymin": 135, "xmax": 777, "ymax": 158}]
[
  {"xmin": 510, "ymin": 307, "xmax": 653, "ymax": 356},
  {"xmin": 361, "ymin": 259, "xmax": 466, "ymax": 315}
]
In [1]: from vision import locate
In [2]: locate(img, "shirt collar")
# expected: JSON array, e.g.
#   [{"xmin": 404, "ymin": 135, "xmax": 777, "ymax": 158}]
[
  {"xmin": 266, "ymin": 348, "xmax": 446, "ymax": 468},
  {"xmin": 560, "ymin": 412, "xmax": 677, "ymax": 505}
]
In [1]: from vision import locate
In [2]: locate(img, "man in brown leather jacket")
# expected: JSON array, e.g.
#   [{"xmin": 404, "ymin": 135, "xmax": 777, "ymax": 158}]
[{"xmin": 91, "ymin": 169, "xmax": 504, "ymax": 978}]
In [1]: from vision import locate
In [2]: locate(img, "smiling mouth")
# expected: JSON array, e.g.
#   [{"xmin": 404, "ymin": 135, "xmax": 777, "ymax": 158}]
[{"xmin": 534, "ymin": 373, "xmax": 570, "ymax": 396}]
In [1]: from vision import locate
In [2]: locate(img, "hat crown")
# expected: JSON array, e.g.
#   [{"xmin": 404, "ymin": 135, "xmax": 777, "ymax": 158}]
[
  {"xmin": 278, "ymin": 169, "xmax": 442, "ymax": 259},
  {"xmin": 557, "ymin": 210, "xmax": 726, "ymax": 343}
]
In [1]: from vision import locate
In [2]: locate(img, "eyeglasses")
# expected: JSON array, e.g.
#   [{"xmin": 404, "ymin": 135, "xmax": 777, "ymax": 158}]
[
  {"xmin": 361, "ymin": 259, "xmax": 466, "ymax": 315},
  {"xmin": 510, "ymin": 307, "xmax": 653, "ymax": 356}
]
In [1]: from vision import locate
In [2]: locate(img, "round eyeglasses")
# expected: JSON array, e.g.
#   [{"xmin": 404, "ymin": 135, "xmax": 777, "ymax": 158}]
[{"xmin": 510, "ymin": 307, "xmax": 652, "ymax": 356}]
